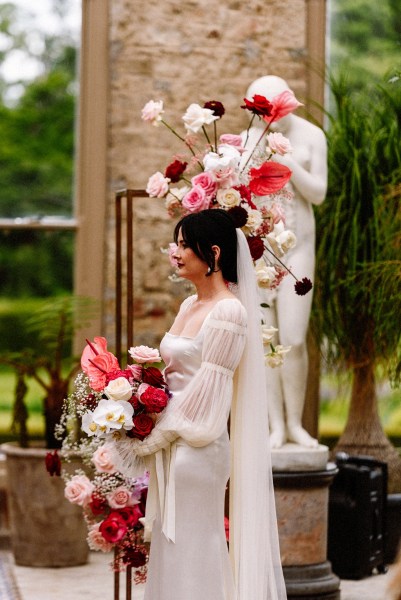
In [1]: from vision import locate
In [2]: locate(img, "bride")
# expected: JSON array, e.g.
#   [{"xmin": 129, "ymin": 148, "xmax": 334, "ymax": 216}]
[{"xmin": 112, "ymin": 209, "xmax": 286, "ymax": 600}]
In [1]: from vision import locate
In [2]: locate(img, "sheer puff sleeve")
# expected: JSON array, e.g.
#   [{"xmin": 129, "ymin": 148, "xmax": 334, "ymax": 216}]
[{"xmin": 110, "ymin": 298, "xmax": 247, "ymax": 473}]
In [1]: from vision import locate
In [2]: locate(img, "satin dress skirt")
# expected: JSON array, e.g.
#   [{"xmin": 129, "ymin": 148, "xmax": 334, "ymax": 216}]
[{"xmin": 143, "ymin": 430, "xmax": 235, "ymax": 600}]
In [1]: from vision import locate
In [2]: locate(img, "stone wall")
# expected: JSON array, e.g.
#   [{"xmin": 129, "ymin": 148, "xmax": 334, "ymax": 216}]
[{"xmin": 104, "ymin": 0, "xmax": 314, "ymax": 348}]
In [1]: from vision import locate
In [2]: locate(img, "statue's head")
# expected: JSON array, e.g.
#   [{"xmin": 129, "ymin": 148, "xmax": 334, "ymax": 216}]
[{"xmin": 245, "ymin": 75, "xmax": 290, "ymax": 102}]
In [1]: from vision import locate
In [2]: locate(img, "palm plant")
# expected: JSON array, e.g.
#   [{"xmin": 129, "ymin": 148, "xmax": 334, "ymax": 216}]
[
  {"xmin": 0, "ymin": 296, "xmax": 97, "ymax": 448},
  {"xmin": 313, "ymin": 72, "xmax": 401, "ymax": 492}
]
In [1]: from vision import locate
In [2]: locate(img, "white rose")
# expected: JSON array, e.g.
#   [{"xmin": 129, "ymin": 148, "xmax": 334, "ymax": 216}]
[
  {"xmin": 245, "ymin": 209, "xmax": 263, "ymax": 233},
  {"xmin": 182, "ymin": 103, "xmax": 219, "ymax": 133},
  {"xmin": 104, "ymin": 376, "xmax": 133, "ymax": 402},
  {"xmin": 165, "ymin": 186, "xmax": 189, "ymax": 211},
  {"xmin": 266, "ymin": 221, "xmax": 297, "ymax": 257},
  {"xmin": 141, "ymin": 100, "xmax": 164, "ymax": 125},
  {"xmin": 216, "ymin": 188, "xmax": 241, "ymax": 208},
  {"xmin": 261, "ymin": 325, "xmax": 278, "ymax": 345},
  {"xmin": 129, "ymin": 345, "xmax": 161, "ymax": 364},
  {"xmin": 265, "ymin": 345, "xmax": 291, "ymax": 368},
  {"xmin": 255, "ymin": 259, "xmax": 278, "ymax": 289},
  {"xmin": 266, "ymin": 132, "xmax": 293, "ymax": 156}
]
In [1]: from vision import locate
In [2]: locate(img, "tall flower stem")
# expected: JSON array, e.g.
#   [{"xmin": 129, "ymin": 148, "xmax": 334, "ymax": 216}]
[
  {"xmin": 263, "ymin": 244, "xmax": 298, "ymax": 282},
  {"xmin": 241, "ymin": 116, "xmax": 275, "ymax": 173},
  {"xmin": 161, "ymin": 119, "xmax": 198, "ymax": 160},
  {"xmin": 243, "ymin": 114, "xmax": 256, "ymax": 148},
  {"xmin": 202, "ymin": 125, "xmax": 214, "ymax": 151}
]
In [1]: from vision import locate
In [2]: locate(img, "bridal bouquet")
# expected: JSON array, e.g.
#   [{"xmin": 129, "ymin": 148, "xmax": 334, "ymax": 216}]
[
  {"xmin": 142, "ymin": 92, "xmax": 312, "ymax": 296},
  {"xmin": 46, "ymin": 338, "xmax": 170, "ymax": 577},
  {"xmin": 76, "ymin": 337, "xmax": 170, "ymax": 441}
]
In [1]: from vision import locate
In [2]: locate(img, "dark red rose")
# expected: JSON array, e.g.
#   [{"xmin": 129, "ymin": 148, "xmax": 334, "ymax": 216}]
[
  {"xmin": 127, "ymin": 413, "xmax": 155, "ymax": 440},
  {"xmin": 139, "ymin": 487, "xmax": 148, "ymax": 516},
  {"xmin": 140, "ymin": 386, "xmax": 169, "ymax": 413},
  {"xmin": 142, "ymin": 366, "xmax": 165, "ymax": 387},
  {"xmin": 99, "ymin": 512, "xmax": 127, "ymax": 543},
  {"xmin": 294, "ymin": 277, "xmax": 313, "ymax": 296},
  {"xmin": 116, "ymin": 505, "xmax": 142, "ymax": 527},
  {"xmin": 164, "ymin": 159, "xmax": 187, "ymax": 183},
  {"xmin": 241, "ymin": 95, "xmax": 273, "ymax": 117},
  {"xmin": 129, "ymin": 395, "xmax": 140, "ymax": 410},
  {"xmin": 203, "ymin": 100, "xmax": 225, "ymax": 118},
  {"xmin": 45, "ymin": 450, "xmax": 61, "ymax": 477},
  {"xmin": 123, "ymin": 547, "xmax": 148, "ymax": 568},
  {"xmin": 247, "ymin": 236, "xmax": 265, "ymax": 261},
  {"xmin": 89, "ymin": 493, "xmax": 108, "ymax": 516},
  {"xmin": 105, "ymin": 368, "xmax": 132, "ymax": 384},
  {"xmin": 228, "ymin": 206, "xmax": 248, "ymax": 228}
]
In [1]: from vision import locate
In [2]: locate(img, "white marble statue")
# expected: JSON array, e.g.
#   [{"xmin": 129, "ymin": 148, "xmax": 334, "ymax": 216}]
[{"xmin": 243, "ymin": 75, "xmax": 328, "ymax": 449}]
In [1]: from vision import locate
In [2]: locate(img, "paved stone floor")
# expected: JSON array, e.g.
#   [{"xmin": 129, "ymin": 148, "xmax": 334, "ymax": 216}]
[{"xmin": 2, "ymin": 550, "xmax": 396, "ymax": 600}]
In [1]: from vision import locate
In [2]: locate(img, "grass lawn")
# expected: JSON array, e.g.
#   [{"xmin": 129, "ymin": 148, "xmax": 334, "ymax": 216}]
[{"xmin": 0, "ymin": 366, "xmax": 400, "ymax": 446}]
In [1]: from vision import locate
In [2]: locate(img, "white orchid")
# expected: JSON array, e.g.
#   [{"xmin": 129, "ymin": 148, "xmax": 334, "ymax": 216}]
[{"xmin": 90, "ymin": 398, "xmax": 134, "ymax": 436}]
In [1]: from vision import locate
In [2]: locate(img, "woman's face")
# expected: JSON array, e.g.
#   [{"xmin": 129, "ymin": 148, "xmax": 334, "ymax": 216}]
[{"xmin": 173, "ymin": 229, "xmax": 209, "ymax": 282}]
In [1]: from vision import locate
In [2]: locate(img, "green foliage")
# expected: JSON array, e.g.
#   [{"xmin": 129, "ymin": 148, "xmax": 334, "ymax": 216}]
[
  {"xmin": 329, "ymin": 0, "xmax": 401, "ymax": 94},
  {"xmin": 313, "ymin": 73, "xmax": 401, "ymax": 384},
  {"xmin": 0, "ymin": 229, "xmax": 74, "ymax": 297}
]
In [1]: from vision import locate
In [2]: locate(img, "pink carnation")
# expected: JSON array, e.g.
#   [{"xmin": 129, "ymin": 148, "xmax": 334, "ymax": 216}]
[{"xmin": 211, "ymin": 166, "xmax": 239, "ymax": 189}]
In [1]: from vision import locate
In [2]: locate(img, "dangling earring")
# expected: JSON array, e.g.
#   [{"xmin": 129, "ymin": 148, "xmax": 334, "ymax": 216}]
[{"xmin": 206, "ymin": 266, "xmax": 212, "ymax": 276}]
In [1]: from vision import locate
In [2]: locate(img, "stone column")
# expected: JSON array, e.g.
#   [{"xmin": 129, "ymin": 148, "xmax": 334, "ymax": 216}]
[{"xmin": 273, "ymin": 445, "xmax": 341, "ymax": 600}]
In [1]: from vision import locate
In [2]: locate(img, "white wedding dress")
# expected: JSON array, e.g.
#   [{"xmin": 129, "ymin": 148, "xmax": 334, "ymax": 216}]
[
  {"xmin": 144, "ymin": 298, "xmax": 246, "ymax": 600},
  {"xmin": 112, "ymin": 233, "xmax": 287, "ymax": 600}
]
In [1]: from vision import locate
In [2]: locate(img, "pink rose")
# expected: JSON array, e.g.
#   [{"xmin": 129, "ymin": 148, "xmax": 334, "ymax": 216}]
[
  {"xmin": 87, "ymin": 523, "xmax": 114, "ymax": 552},
  {"xmin": 127, "ymin": 364, "xmax": 143, "ymax": 381},
  {"xmin": 191, "ymin": 173, "xmax": 217, "ymax": 201},
  {"xmin": 141, "ymin": 100, "xmax": 164, "ymax": 125},
  {"xmin": 266, "ymin": 132, "xmax": 292, "ymax": 155},
  {"xmin": 106, "ymin": 486, "xmax": 135, "ymax": 509},
  {"xmin": 168, "ymin": 242, "xmax": 179, "ymax": 267},
  {"xmin": 219, "ymin": 134, "xmax": 246, "ymax": 153},
  {"xmin": 146, "ymin": 171, "xmax": 170, "ymax": 198},
  {"xmin": 128, "ymin": 345, "xmax": 161, "ymax": 364},
  {"xmin": 92, "ymin": 444, "xmax": 116, "ymax": 474},
  {"xmin": 64, "ymin": 474, "xmax": 95, "ymax": 507},
  {"xmin": 182, "ymin": 185, "xmax": 211, "ymax": 213},
  {"xmin": 211, "ymin": 166, "xmax": 239, "ymax": 189}
]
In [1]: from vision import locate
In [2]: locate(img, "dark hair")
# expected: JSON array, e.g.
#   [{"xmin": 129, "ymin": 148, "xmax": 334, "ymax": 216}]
[{"xmin": 174, "ymin": 209, "xmax": 238, "ymax": 283}]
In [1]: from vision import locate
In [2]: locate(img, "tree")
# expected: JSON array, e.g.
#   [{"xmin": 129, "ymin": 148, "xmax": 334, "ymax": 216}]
[{"xmin": 313, "ymin": 73, "xmax": 401, "ymax": 492}]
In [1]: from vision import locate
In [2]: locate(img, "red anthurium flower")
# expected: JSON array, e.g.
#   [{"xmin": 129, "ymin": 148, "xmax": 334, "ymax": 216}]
[
  {"xmin": 249, "ymin": 162, "xmax": 292, "ymax": 195},
  {"xmin": 45, "ymin": 450, "xmax": 61, "ymax": 477},
  {"xmin": 241, "ymin": 95, "xmax": 273, "ymax": 117},
  {"xmin": 267, "ymin": 90, "xmax": 303, "ymax": 123}
]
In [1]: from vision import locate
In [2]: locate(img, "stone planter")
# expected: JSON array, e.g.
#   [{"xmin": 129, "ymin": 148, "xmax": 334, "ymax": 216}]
[{"xmin": 2, "ymin": 442, "xmax": 89, "ymax": 567}]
